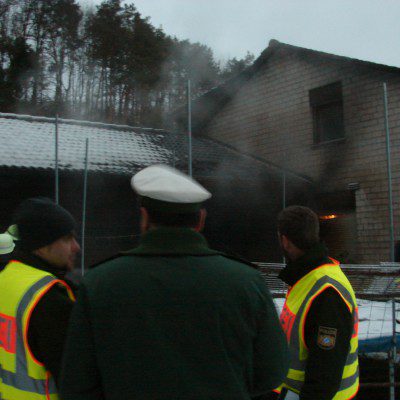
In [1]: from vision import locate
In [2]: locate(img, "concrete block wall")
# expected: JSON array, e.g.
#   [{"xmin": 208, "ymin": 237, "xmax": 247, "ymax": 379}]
[{"xmin": 204, "ymin": 47, "xmax": 400, "ymax": 263}]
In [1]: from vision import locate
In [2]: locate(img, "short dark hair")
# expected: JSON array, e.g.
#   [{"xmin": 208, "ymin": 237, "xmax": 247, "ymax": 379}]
[
  {"xmin": 277, "ymin": 206, "xmax": 320, "ymax": 250},
  {"xmin": 146, "ymin": 208, "xmax": 201, "ymax": 228}
]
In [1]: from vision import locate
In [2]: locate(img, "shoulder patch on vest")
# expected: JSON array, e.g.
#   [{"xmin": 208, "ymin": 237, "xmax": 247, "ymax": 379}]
[{"xmin": 317, "ymin": 326, "xmax": 337, "ymax": 350}]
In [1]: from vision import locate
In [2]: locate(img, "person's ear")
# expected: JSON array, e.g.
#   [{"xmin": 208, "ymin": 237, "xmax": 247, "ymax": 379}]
[
  {"xmin": 33, "ymin": 245, "xmax": 50, "ymax": 261},
  {"xmin": 280, "ymin": 234, "xmax": 291, "ymax": 252},
  {"xmin": 140, "ymin": 207, "xmax": 150, "ymax": 234},
  {"xmin": 195, "ymin": 209, "xmax": 207, "ymax": 232},
  {"xmin": 280, "ymin": 234, "xmax": 304, "ymax": 261}
]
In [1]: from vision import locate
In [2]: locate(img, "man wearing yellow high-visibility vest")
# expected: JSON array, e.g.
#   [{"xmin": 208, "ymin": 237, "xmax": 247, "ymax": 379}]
[
  {"xmin": 273, "ymin": 206, "xmax": 358, "ymax": 400},
  {"xmin": 0, "ymin": 197, "xmax": 80, "ymax": 400}
]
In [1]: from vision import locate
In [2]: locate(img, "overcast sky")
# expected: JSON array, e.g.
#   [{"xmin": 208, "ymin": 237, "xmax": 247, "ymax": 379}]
[{"xmin": 81, "ymin": 0, "xmax": 400, "ymax": 67}]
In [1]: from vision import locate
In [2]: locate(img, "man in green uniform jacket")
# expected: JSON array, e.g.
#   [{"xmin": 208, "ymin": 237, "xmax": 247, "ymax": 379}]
[{"xmin": 60, "ymin": 165, "xmax": 288, "ymax": 400}]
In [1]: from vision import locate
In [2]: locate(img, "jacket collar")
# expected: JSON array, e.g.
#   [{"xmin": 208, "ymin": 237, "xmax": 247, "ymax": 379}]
[
  {"xmin": 12, "ymin": 249, "xmax": 67, "ymax": 280},
  {"xmin": 124, "ymin": 227, "xmax": 222, "ymax": 256},
  {"xmin": 278, "ymin": 243, "xmax": 333, "ymax": 287}
]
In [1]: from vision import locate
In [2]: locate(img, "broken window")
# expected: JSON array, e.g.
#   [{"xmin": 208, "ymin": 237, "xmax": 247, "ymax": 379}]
[{"xmin": 309, "ymin": 81, "xmax": 345, "ymax": 144}]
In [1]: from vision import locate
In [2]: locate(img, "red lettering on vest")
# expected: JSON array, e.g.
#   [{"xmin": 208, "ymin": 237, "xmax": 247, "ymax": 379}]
[
  {"xmin": 280, "ymin": 302, "xmax": 296, "ymax": 340},
  {"xmin": 352, "ymin": 307, "xmax": 359, "ymax": 338},
  {"xmin": 0, "ymin": 313, "xmax": 16, "ymax": 354}
]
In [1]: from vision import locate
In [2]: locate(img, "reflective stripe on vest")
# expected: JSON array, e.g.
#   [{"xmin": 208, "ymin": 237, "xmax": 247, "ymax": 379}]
[
  {"xmin": 0, "ymin": 261, "xmax": 75, "ymax": 400},
  {"xmin": 278, "ymin": 264, "xmax": 359, "ymax": 400}
]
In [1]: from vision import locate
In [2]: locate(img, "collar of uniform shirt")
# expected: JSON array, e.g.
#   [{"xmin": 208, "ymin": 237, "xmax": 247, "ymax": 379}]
[
  {"xmin": 123, "ymin": 227, "xmax": 223, "ymax": 256},
  {"xmin": 278, "ymin": 242, "xmax": 333, "ymax": 286}
]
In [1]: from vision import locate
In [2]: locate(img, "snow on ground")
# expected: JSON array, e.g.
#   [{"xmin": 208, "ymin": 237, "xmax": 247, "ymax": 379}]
[{"xmin": 273, "ymin": 298, "xmax": 399, "ymax": 340}]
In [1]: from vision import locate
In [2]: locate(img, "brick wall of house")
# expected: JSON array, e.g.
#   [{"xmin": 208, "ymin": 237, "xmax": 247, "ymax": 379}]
[{"xmin": 203, "ymin": 46, "xmax": 400, "ymax": 263}]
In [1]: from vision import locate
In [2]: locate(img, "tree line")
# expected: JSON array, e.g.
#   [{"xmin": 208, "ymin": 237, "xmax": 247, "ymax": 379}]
[{"xmin": 0, "ymin": 0, "xmax": 254, "ymax": 127}]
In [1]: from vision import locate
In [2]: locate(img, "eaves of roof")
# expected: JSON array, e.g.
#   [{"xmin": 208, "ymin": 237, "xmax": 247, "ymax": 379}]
[
  {"xmin": 172, "ymin": 43, "xmax": 278, "ymax": 133},
  {"xmin": 196, "ymin": 134, "xmax": 313, "ymax": 184},
  {"xmin": 176, "ymin": 39, "xmax": 400, "ymax": 135}
]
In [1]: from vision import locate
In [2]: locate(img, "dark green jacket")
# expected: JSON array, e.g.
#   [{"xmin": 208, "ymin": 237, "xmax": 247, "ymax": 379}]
[{"xmin": 61, "ymin": 228, "xmax": 288, "ymax": 400}]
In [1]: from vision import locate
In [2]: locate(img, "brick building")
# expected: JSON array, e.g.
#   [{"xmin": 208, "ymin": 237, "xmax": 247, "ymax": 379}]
[{"xmin": 180, "ymin": 40, "xmax": 400, "ymax": 263}]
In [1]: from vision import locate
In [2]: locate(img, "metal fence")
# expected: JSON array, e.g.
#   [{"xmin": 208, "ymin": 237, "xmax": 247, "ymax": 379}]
[{"xmin": 255, "ymin": 262, "xmax": 400, "ymax": 300}]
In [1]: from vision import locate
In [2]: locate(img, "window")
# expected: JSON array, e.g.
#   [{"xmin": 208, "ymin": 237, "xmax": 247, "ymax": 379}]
[{"xmin": 309, "ymin": 82, "xmax": 344, "ymax": 144}]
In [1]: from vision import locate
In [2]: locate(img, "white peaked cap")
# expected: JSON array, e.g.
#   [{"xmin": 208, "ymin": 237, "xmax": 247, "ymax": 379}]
[
  {"xmin": 0, "ymin": 233, "xmax": 15, "ymax": 255},
  {"xmin": 131, "ymin": 165, "xmax": 211, "ymax": 204}
]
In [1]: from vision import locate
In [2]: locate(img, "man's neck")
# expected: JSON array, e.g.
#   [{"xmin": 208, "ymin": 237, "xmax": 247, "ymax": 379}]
[
  {"xmin": 279, "ymin": 243, "xmax": 332, "ymax": 286},
  {"xmin": 13, "ymin": 249, "xmax": 67, "ymax": 279},
  {"xmin": 287, "ymin": 248, "xmax": 305, "ymax": 262}
]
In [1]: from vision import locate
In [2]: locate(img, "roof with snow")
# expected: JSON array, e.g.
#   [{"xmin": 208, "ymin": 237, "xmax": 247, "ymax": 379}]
[{"xmin": 0, "ymin": 112, "xmax": 306, "ymax": 181}]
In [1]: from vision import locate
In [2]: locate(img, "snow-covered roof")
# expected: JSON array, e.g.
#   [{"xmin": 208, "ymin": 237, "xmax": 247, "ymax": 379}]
[
  {"xmin": 0, "ymin": 113, "xmax": 173, "ymax": 174},
  {"xmin": 0, "ymin": 113, "xmax": 288, "ymax": 179}
]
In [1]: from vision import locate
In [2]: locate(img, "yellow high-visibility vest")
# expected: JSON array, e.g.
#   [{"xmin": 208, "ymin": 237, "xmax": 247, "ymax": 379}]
[
  {"xmin": 277, "ymin": 262, "xmax": 359, "ymax": 399},
  {"xmin": 0, "ymin": 260, "xmax": 75, "ymax": 400}
]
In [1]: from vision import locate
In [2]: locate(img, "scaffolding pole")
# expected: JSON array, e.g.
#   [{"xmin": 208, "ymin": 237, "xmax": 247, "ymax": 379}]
[
  {"xmin": 187, "ymin": 79, "xmax": 193, "ymax": 177},
  {"xmin": 383, "ymin": 82, "xmax": 396, "ymax": 400},
  {"xmin": 384, "ymin": 83, "xmax": 395, "ymax": 262},
  {"xmin": 283, "ymin": 151, "xmax": 287, "ymax": 209},
  {"xmin": 282, "ymin": 151, "xmax": 286, "ymax": 264},
  {"xmin": 391, "ymin": 298, "xmax": 398, "ymax": 397},
  {"xmin": 55, "ymin": 114, "xmax": 59, "ymax": 204},
  {"xmin": 81, "ymin": 139, "xmax": 89, "ymax": 276}
]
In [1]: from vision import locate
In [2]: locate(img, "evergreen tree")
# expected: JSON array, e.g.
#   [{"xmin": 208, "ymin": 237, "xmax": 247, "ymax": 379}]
[
  {"xmin": 220, "ymin": 52, "xmax": 255, "ymax": 82},
  {"xmin": 0, "ymin": 0, "xmax": 254, "ymax": 126},
  {"xmin": 46, "ymin": 0, "xmax": 82, "ymax": 113},
  {"xmin": 85, "ymin": 0, "xmax": 131, "ymax": 120},
  {"xmin": 162, "ymin": 38, "xmax": 221, "ymax": 114},
  {"xmin": 0, "ymin": 36, "xmax": 34, "ymax": 112}
]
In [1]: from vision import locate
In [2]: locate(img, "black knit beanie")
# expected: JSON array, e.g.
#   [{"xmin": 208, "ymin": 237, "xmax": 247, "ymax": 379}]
[{"xmin": 13, "ymin": 197, "xmax": 76, "ymax": 252}]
